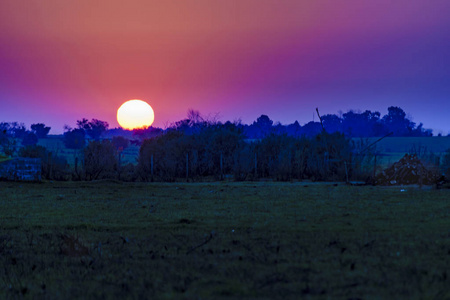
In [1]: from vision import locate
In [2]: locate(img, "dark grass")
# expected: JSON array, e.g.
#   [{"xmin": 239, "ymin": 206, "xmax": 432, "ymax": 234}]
[{"xmin": 1, "ymin": 181, "xmax": 449, "ymax": 299}]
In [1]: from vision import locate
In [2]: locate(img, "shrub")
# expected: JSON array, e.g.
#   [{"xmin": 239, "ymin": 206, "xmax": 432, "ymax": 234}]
[
  {"xmin": 441, "ymin": 149, "xmax": 450, "ymax": 177},
  {"xmin": 83, "ymin": 140, "xmax": 117, "ymax": 180}
]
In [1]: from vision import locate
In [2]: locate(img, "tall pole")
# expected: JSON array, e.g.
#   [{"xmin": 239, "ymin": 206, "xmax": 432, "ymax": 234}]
[{"xmin": 344, "ymin": 161, "xmax": 349, "ymax": 184}]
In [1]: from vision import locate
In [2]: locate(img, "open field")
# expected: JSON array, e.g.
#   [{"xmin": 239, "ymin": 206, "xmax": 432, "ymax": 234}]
[
  {"xmin": 368, "ymin": 137, "xmax": 450, "ymax": 155},
  {"xmin": 1, "ymin": 181, "xmax": 449, "ymax": 299},
  {"xmin": 361, "ymin": 137, "xmax": 450, "ymax": 166}
]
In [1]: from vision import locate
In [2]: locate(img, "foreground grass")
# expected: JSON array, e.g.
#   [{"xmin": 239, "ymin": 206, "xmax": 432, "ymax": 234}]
[{"xmin": 0, "ymin": 181, "xmax": 449, "ymax": 299}]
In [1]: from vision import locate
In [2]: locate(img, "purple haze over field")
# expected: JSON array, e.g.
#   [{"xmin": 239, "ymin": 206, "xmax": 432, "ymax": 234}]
[{"xmin": 0, "ymin": 0, "xmax": 449, "ymax": 134}]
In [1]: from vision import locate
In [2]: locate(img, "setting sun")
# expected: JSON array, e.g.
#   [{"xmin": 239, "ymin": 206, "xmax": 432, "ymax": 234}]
[{"xmin": 117, "ymin": 99, "xmax": 155, "ymax": 130}]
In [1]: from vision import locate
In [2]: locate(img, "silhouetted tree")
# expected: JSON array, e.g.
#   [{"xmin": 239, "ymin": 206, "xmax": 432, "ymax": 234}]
[
  {"xmin": 0, "ymin": 123, "xmax": 28, "ymax": 156},
  {"xmin": 412, "ymin": 123, "xmax": 432, "ymax": 137},
  {"xmin": 2, "ymin": 122, "xmax": 27, "ymax": 139},
  {"xmin": 253, "ymin": 115, "xmax": 273, "ymax": 138},
  {"xmin": 138, "ymin": 130, "xmax": 186, "ymax": 181},
  {"xmin": 233, "ymin": 143, "xmax": 255, "ymax": 181},
  {"xmin": 112, "ymin": 136, "xmax": 130, "ymax": 174},
  {"xmin": 273, "ymin": 122, "xmax": 287, "ymax": 135},
  {"xmin": 342, "ymin": 110, "xmax": 381, "ymax": 137},
  {"xmin": 207, "ymin": 123, "xmax": 245, "ymax": 178},
  {"xmin": 322, "ymin": 114, "xmax": 342, "ymax": 133},
  {"xmin": 382, "ymin": 106, "xmax": 415, "ymax": 136},
  {"xmin": 254, "ymin": 134, "xmax": 296, "ymax": 179},
  {"xmin": 77, "ymin": 118, "xmax": 109, "ymax": 140},
  {"xmin": 112, "ymin": 136, "xmax": 129, "ymax": 151},
  {"xmin": 300, "ymin": 121, "xmax": 322, "ymax": 137},
  {"xmin": 173, "ymin": 119, "xmax": 192, "ymax": 133},
  {"xmin": 63, "ymin": 129, "xmax": 86, "ymax": 150},
  {"xmin": 441, "ymin": 149, "xmax": 450, "ymax": 177},
  {"xmin": 31, "ymin": 123, "xmax": 51, "ymax": 138},
  {"xmin": 104, "ymin": 127, "xmax": 134, "ymax": 139},
  {"xmin": 0, "ymin": 123, "xmax": 11, "ymax": 135},
  {"xmin": 132, "ymin": 126, "xmax": 163, "ymax": 140},
  {"xmin": 286, "ymin": 121, "xmax": 302, "ymax": 137},
  {"xmin": 63, "ymin": 128, "xmax": 86, "ymax": 178},
  {"xmin": 0, "ymin": 126, "xmax": 16, "ymax": 156},
  {"xmin": 293, "ymin": 137, "xmax": 310, "ymax": 179},
  {"xmin": 304, "ymin": 132, "xmax": 351, "ymax": 181},
  {"xmin": 21, "ymin": 132, "xmax": 38, "ymax": 146},
  {"xmin": 138, "ymin": 120, "xmax": 246, "ymax": 181},
  {"xmin": 187, "ymin": 109, "xmax": 204, "ymax": 124},
  {"xmin": 84, "ymin": 140, "xmax": 117, "ymax": 180}
]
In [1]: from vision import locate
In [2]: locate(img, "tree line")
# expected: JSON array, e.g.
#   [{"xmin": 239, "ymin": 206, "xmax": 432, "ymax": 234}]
[
  {"xmin": 0, "ymin": 106, "xmax": 448, "ymax": 182},
  {"xmin": 243, "ymin": 106, "xmax": 433, "ymax": 138},
  {"xmin": 137, "ymin": 122, "xmax": 356, "ymax": 182},
  {"xmin": 0, "ymin": 122, "xmax": 51, "ymax": 155}
]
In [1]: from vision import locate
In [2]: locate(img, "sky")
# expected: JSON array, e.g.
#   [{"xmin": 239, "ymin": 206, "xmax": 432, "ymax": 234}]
[{"xmin": 1, "ymin": 0, "xmax": 449, "ymax": 134}]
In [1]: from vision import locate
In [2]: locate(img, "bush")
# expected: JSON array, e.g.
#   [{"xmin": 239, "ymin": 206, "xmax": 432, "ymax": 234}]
[
  {"xmin": 138, "ymin": 130, "xmax": 186, "ymax": 181},
  {"xmin": 21, "ymin": 132, "xmax": 38, "ymax": 146},
  {"xmin": 137, "ymin": 127, "xmax": 354, "ymax": 182},
  {"xmin": 119, "ymin": 163, "xmax": 138, "ymax": 182},
  {"xmin": 441, "ymin": 149, "xmax": 450, "ymax": 177},
  {"xmin": 138, "ymin": 123, "xmax": 246, "ymax": 181},
  {"xmin": 304, "ymin": 132, "xmax": 351, "ymax": 181},
  {"xmin": 83, "ymin": 140, "xmax": 118, "ymax": 180},
  {"xmin": 232, "ymin": 144, "xmax": 255, "ymax": 181}
]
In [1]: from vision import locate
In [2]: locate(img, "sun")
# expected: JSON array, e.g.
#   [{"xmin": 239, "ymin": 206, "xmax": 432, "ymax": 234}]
[{"xmin": 117, "ymin": 99, "xmax": 155, "ymax": 130}]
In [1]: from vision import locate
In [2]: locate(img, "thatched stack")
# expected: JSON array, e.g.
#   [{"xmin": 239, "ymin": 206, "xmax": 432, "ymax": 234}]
[{"xmin": 375, "ymin": 154, "xmax": 438, "ymax": 185}]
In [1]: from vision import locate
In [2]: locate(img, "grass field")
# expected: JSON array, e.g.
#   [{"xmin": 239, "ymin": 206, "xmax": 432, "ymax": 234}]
[{"xmin": 1, "ymin": 181, "xmax": 449, "ymax": 299}]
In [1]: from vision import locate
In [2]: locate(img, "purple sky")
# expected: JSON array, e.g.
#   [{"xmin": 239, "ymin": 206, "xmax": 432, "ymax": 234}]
[{"xmin": 0, "ymin": 0, "xmax": 449, "ymax": 134}]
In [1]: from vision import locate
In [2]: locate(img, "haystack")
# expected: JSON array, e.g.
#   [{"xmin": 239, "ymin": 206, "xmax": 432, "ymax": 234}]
[{"xmin": 375, "ymin": 154, "xmax": 437, "ymax": 185}]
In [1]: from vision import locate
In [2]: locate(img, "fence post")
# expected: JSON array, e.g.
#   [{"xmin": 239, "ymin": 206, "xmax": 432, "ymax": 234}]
[
  {"xmin": 220, "ymin": 153, "xmax": 223, "ymax": 180},
  {"xmin": 151, "ymin": 154, "xmax": 154, "ymax": 179},
  {"xmin": 75, "ymin": 156, "xmax": 78, "ymax": 178},
  {"xmin": 186, "ymin": 153, "xmax": 189, "ymax": 181},
  {"xmin": 373, "ymin": 154, "xmax": 377, "ymax": 180},
  {"xmin": 254, "ymin": 153, "xmax": 257, "ymax": 178},
  {"xmin": 344, "ymin": 161, "xmax": 349, "ymax": 183},
  {"xmin": 48, "ymin": 152, "xmax": 53, "ymax": 179}
]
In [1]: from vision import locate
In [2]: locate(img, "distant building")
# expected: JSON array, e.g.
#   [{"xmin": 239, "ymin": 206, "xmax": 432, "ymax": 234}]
[{"xmin": 0, "ymin": 157, "xmax": 42, "ymax": 181}]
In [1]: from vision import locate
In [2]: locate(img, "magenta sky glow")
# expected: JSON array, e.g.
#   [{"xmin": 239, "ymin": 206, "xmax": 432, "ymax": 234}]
[{"xmin": 1, "ymin": 0, "xmax": 449, "ymax": 134}]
